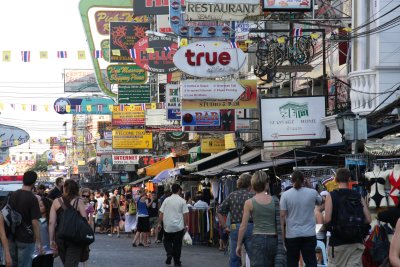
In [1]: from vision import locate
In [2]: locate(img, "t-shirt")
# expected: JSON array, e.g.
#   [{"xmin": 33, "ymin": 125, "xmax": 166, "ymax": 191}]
[
  {"xmin": 280, "ymin": 187, "xmax": 322, "ymax": 238},
  {"xmin": 10, "ymin": 190, "xmax": 41, "ymax": 243},
  {"xmin": 160, "ymin": 194, "xmax": 189, "ymax": 233},
  {"xmin": 47, "ymin": 187, "xmax": 62, "ymax": 200}
]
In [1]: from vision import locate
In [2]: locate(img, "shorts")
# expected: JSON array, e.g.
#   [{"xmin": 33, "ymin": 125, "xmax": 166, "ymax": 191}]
[
  {"xmin": 137, "ymin": 216, "xmax": 150, "ymax": 232},
  {"xmin": 149, "ymin": 217, "xmax": 158, "ymax": 229}
]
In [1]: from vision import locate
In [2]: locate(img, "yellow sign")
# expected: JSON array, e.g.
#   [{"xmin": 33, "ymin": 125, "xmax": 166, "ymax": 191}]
[
  {"xmin": 112, "ymin": 110, "xmax": 145, "ymax": 126},
  {"xmin": 112, "ymin": 129, "xmax": 152, "ymax": 149},
  {"xmin": 78, "ymin": 160, "xmax": 86, "ymax": 166},
  {"xmin": 201, "ymin": 138, "xmax": 225, "ymax": 153},
  {"xmin": 224, "ymin": 133, "xmax": 236, "ymax": 149}
]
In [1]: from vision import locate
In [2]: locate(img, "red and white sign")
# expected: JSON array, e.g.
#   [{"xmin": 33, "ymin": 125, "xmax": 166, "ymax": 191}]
[
  {"xmin": 182, "ymin": 80, "xmax": 245, "ymax": 100},
  {"xmin": 173, "ymin": 41, "xmax": 246, "ymax": 78},
  {"xmin": 112, "ymin": 154, "xmax": 141, "ymax": 164}
]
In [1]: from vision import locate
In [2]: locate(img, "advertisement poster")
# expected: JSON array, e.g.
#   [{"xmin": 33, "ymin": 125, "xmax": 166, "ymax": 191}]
[
  {"xmin": 99, "ymin": 155, "xmax": 113, "ymax": 173},
  {"xmin": 183, "ymin": 109, "xmax": 235, "ymax": 132},
  {"xmin": 134, "ymin": 35, "xmax": 179, "ymax": 73},
  {"xmin": 112, "ymin": 110, "xmax": 145, "ymax": 126},
  {"xmin": 260, "ymin": 96, "xmax": 326, "ymax": 142},
  {"xmin": 182, "ymin": 80, "xmax": 257, "ymax": 110},
  {"xmin": 112, "ymin": 129, "xmax": 153, "ymax": 149},
  {"xmin": 262, "ymin": 0, "xmax": 312, "ymax": 11},
  {"xmin": 109, "ymin": 22, "xmax": 150, "ymax": 63},
  {"xmin": 181, "ymin": 110, "xmax": 220, "ymax": 126},
  {"xmin": 64, "ymin": 69, "xmax": 109, "ymax": 93}
]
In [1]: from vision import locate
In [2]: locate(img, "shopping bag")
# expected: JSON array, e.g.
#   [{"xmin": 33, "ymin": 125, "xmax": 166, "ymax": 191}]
[{"xmin": 183, "ymin": 232, "xmax": 192, "ymax": 246}]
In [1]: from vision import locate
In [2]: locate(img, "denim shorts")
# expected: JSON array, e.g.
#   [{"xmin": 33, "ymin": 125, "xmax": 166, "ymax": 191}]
[{"xmin": 251, "ymin": 234, "xmax": 277, "ymax": 267}]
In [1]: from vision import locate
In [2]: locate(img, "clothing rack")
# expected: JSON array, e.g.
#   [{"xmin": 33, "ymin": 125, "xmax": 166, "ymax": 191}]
[{"xmin": 187, "ymin": 208, "xmax": 216, "ymax": 246}]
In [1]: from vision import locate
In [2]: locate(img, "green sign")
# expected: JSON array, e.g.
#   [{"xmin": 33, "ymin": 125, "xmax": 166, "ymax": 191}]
[
  {"xmin": 118, "ymin": 84, "xmax": 151, "ymax": 104},
  {"xmin": 107, "ymin": 65, "xmax": 147, "ymax": 84}
]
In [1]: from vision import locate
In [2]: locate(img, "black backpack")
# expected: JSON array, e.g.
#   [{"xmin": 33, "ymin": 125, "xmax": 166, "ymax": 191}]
[
  {"xmin": 331, "ymin": 189, "xmax": 367, "ymax": 243},
  {"xmin": 57, "ymin": 198, "xmax": 95, "ymax": 245},
  {"xmin": 0, "ymin": 192, "xmax": 22, "ymax": 237}
]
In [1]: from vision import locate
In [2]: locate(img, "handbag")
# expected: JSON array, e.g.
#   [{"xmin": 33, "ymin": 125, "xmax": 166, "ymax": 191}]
[{"xmin": 57, "ymin": 198, "xmax": 95, "ymax": 245}]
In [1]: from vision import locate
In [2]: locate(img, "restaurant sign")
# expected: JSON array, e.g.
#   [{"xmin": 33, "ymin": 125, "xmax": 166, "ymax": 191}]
[
  {"xmin": 186, "ymin": 0, "xmax": 261, "ymax": 21},
  {"xmin": 107, "ymin": 65, "xmax": 147, "ymax": 84}
]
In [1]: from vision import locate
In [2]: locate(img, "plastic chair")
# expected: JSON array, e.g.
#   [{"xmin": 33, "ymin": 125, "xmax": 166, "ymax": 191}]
[{"xmin": 316, "ymin": 240, "xmax": 328, "ymax": 267}]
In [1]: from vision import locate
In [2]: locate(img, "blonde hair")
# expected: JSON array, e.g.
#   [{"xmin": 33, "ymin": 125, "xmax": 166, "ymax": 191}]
[
  {"xmin": 237, "ymin": 173, "xmax": 252, "ymax": 189},
  {"xmin": 251, "ymin": 171, "xmax": 269, "ymax": 193}
]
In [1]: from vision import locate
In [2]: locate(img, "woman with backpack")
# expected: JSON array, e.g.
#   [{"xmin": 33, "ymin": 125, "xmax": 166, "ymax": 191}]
[
  {"xmin": 49, "ymin": 179, "xmax": 90, "ymax": 267},
  {"xmin": 124, "ymin": 193, "xmax": 137, "ymax": 238}
]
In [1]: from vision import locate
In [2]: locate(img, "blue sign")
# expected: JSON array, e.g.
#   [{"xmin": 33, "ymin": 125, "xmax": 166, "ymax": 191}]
[
  {"xmin": 167, "ymin": 109, "xmax": 181, "ymax": 120},
  {"xmin": 54, "ymin": 97, "xmax": 115, "ymax": 115}
]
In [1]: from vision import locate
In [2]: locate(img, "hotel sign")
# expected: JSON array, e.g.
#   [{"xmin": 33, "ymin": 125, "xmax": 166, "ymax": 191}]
[
  {"xmin": 186, "ymin": 0, "xmax": 261, "ymax": 21},
  {"xmin": 260, "ymin": 96, "xmax": 326, "ymax": 142}
]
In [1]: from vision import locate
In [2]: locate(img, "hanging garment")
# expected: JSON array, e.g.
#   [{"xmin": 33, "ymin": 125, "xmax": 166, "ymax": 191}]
[{"xmin": 389, "ymin": 171, "xmax": 400, "ymax": 206}]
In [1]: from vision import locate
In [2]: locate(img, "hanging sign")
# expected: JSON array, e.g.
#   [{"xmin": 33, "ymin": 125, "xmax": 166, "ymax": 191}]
[
  {"xmin": 112, "ymin": 109, "xmax": 145, "ymax": 126},
  {"xmin": 112, "ymin": 129, "xmax": 153, "ymax": 149},
  {"xmin": 118, "ymin": 84, "xmax": 151, "ymax": 104},
  {"xmin": 201, "ymin": 138, "xmax": 226, "ymax": 153},
  {"xmin": 109, "ymin": 22, "xmax": 150, "ymax": 63},
  {"xmin": 167, "ymin": 109, "xmax": 181, "ymax": 120},
  {"xmin": 181, "ymin": 80, "xmax": 257, "ymax": 110},
  {"xmin": 112, "ymin": 154, "xmax": 141, "ymax": 164},
  {"xmin": 181, "ymin": 110, "xmax": 220, "ymax": 126},
  {"xmin": 186, "ymin": 0, "xmax": 261, "ymax": 21},
  {"xmin": 173, "ymin": 41, "xmax": 246, "ymax": 78},
  {"xmin": 0, "ymin": 124, "xmax": 28, "ymax": 148},
  {"xmin": 95, "ymin": 11, "xmax": 149, "ymax": 35},
  {"xmin": 262, "ymin": 0, "xmax": 312, "ymax": 12},
  {"xmin": 134, "ymin": 0, "xmax": 170, "ymax": 15},
  {"xmin": 134, "ymin": 35, "xmax": 179, "ymax": 73},
  {"xmin": 107, "ymin": 65, "xmax": 147, "ymax": 84},
  {"xmin": 260, "ymin": 96, "xmax": 326, "ymax": 142},
  {"xmin": 53, "ymin": 97, "xmax": 115, "ymax": 115},
  {"xmin": 182, "ymin": 80, "xmax": 245, "ymax": 100},
  {"xmin": 183, "ymin": 109, "xmax": 235, "ymax": 132}
]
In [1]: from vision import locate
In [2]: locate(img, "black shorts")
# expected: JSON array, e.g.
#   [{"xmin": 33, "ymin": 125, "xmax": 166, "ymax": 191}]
[{"xmin": 137, "ymin": 216, "xmax": 150, "ymax": 232}]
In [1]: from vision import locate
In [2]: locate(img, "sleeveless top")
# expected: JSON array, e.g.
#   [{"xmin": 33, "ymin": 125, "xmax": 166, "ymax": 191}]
[
  {"xmin": 251, "ymin": 197, "xmax": 276, "ymax": 234},
  {"xmin": 137, "ymin": 198, "xmax": 149, "ymax": 217}
]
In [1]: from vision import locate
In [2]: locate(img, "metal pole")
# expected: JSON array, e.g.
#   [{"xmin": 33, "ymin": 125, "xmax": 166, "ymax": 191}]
[{"xmin": 238, "ymin": 150, "xmax": 242, "ymax": 166}]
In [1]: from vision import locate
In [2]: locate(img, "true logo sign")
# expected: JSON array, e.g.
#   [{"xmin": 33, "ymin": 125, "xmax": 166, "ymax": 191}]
[{"xmin": 173, "ymin": 41, "xmax": 246, "ymax": 78}]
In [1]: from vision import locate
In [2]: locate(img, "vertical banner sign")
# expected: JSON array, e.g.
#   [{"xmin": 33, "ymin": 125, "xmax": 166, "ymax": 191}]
[
  {"xmin": 109, "ymin": 22, "xmax": 150, "ymax": 63},
  {"xmin": 166, "ymin": 84, "xmax": 181, "ymax": 120}
]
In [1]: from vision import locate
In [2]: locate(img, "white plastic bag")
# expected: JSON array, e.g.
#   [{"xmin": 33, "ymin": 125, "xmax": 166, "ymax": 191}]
[{"xmin": 183, "ymin": 231, "xmax": 192, "ymax": 246}]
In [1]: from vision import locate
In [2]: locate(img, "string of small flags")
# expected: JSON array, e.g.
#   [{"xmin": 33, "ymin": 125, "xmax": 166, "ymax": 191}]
[{"xmin": 2, "ymin": 50, "xmax": 104, "ymax": 62}]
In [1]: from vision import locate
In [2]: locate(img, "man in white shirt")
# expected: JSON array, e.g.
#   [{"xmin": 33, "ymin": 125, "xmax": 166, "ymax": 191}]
[
  {"xmin": 158, "ymin": 184, "xmax": 189, "ymax": 267},
  {"xmin": 193, "ymin": 194, "xmax": 209, "ymax": 209}
]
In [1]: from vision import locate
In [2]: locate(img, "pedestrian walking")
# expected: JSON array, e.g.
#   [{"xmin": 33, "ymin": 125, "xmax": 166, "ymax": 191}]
[
  {"xmin": 49, "ymin": 179, "xmax": 90, "ymax": 267},
  {"xmin": 132, "ymin": 190, "xmax": 150, "ymax": 247},
  {"xmin": 47, "ymin": 177, "xmax": 64, "ymax": 200},
  {"xmin": 236, "ymin": 171, "xmax": 283, "ymax": 267},
  {"xmin": 156, "ymin": 189, "xmax": 171, "ymax": 244},
  {"xmin": 109, "ymin": 195, "xmax": 121, "ymax": 237},
  {"xmin": 32, "ymin": 196, "xmax": 54, "ymax": 267},
  {"xmin": 157, "ymin": 184, "xmax": 189, "ymax": 267},
  {"xmin": 280, "ymin": 170, "xmax": 322, "ymax": 267},
  {"xmin": 324, "ymin": 168, "xmax": 371, "ymax": 266},
  {"xmin": 217, "ymin": 173, "xmax": 254, "ymax": 267},
  {"xmin": 8, "ymin": 171, "xmax": 42, "ymax": 267}
]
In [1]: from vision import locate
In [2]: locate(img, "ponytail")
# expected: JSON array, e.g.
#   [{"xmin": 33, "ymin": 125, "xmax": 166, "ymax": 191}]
[{"xmin": 292, "ymin": 170, "xmax": 304, "ymax": 190}]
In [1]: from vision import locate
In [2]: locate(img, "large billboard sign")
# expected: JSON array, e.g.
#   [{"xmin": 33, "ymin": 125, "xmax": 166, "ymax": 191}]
[
  {"xmin": 112, "ymin": 129, "xmax": 153, "ymax": 149},
  {"xmin": 64, "ymin": 69, "xmax": 109, "ymax": 93},
  {"xmin": 186, "ymin": 0, "xmax": 261, "ymax": 21},
  {"xmin": 181, "ymin": 110, "xmax": 220, "ymax": 126},
  {"xmin": 182, "ymin": 80, "xmax": 245, "ymax": 100},
  {"xmin": 118, "ymin": 85, "xmax": 151, "ymax": 104},
  {"xmin": 260, "ymin": 96, "xmax": 326, "ymax": 142},
  {"xmin": 173, "ymin": 41, "xmax": 246, "ymax": 78},
  {"xmin": 107, "ymin": 65, "xmax": 147, "ymax": 84}
]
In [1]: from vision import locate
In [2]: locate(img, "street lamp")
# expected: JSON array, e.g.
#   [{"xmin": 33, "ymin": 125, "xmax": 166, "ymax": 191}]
[
  {"xmin": 335, "ymin": 109, "xmax": 356, "ymax": 139},
  {"xmin": 234, "ymin": 131, "xmax": 244, "ymax": 166}
]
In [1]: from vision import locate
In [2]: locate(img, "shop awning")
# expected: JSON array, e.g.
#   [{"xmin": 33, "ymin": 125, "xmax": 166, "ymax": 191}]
[
  {"xmin": 227, "ymin": 158, "xmax": 303, "ymax": 174},
  {"xmin": 145, "ymin": 157, "xmax": 175, "ymax": 176},
  {"xmin": 193, "ymin": 149, "xmax": 262, "ymax": 176},
  {"xmin": 273, "ymin": 142, "xmax": 346, "ymax": 159},
  {"xmin": 184, "ymin": 149, "xmax": 240, "ymax": 173},
  {"xmin": 367, "ymin": 122, "xmax": 400, "ymax": 139},
  {"xmin": 152, "ymin": 168, "xmax": 181, "ymax": 183}
]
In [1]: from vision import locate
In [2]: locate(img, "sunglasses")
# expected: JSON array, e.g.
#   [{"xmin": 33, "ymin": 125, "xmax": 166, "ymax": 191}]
[{"xmin": 82, "ymin": 195, "xmax": 90, "ymax": 198}]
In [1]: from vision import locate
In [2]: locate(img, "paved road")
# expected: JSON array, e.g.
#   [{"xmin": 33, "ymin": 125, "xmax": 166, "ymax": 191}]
[{"xmin": 54, "ymin": 233, "xmax": 229, "ymax": 267}]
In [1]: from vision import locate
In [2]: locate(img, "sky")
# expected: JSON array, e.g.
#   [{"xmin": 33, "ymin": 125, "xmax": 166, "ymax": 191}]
[{"xmin": 0, "ymin": 0, "xmax": 94, "ymax": 152}]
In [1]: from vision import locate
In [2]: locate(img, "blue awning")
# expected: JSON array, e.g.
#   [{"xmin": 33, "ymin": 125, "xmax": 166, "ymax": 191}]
[{"xmin": 152, "ymin": 168, "xmax": 181, "ymax": 183}]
